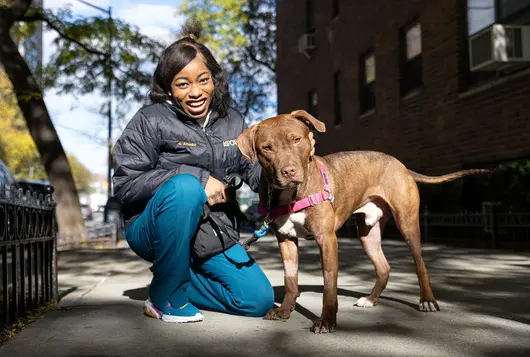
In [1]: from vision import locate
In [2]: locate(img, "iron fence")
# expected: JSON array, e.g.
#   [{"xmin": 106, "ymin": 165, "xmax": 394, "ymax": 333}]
[
  {"xmin": 340, "ymin": 203, "xmax": 530, "ymax": 249},
  {"xmin": 56, "ymin": 221, "xmax": 123, "ymax": 248},
  {"xmin": 0, "ymin": 184, "xmax": 57, "ymax": 330}
]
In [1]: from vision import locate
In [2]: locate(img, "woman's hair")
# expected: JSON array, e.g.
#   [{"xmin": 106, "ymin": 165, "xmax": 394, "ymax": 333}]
[{"xmin": 149, "ymin": 18, "xmax": 231, "ymax": 117}]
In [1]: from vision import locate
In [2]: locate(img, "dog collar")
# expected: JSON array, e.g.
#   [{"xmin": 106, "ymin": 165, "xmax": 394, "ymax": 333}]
[{"xmin": 258, "ymin": 162, "xmax": 334, "ymax": 219}]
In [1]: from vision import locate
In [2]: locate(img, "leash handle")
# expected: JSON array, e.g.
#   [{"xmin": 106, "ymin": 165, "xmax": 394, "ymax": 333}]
[{"xmin": 223, "ymin": 174, "xmax": 243, "ymax": 190}]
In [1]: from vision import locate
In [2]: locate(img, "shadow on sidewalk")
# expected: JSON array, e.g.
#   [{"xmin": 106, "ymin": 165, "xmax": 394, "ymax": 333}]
[
  {"xmin": 248, "ymin": 237, "xmax": 530, "ymax": 325},
  {"xmin": 58, "ymin": 237, "xmax": 530, "ymax": 325},
  {"xmin": 121, "ymin": 283, "xmax": 423, "ymax": 325}
]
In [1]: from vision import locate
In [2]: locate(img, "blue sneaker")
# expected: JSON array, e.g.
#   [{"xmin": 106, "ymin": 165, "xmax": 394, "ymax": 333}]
[{"xmin": 161, "ymin": 301, "xmax": 204, "ymax": 323}]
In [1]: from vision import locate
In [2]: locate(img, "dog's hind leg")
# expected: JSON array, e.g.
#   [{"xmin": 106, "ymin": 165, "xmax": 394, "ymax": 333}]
[
  {"xmin": 354, "ymin": 211, "xmax": 391, "ymax": 308},
  {"xmin": 393, "ymin": 205, "xmax": 439, "ymax": 312}
]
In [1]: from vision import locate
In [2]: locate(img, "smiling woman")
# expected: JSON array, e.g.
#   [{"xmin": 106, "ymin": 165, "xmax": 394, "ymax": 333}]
[{"xmin": 111, "ymin": 18, "xmax": 277, "ymax": 325}]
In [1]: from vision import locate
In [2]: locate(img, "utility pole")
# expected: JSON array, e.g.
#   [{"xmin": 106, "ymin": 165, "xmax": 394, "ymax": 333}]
[
  {"xmin": 106, "ymin": 7, "xmax": 113, "ymax": 203},
  {"xmin": 76, "ymin": 0, "xmax": 113, "ymax": 202}
]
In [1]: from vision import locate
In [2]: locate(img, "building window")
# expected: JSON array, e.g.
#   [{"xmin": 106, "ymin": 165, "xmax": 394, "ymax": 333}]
[
  {"xmin": 306, "ymin": 0, "xmax": 316, "ymax": 33},
  {"xmin": 332, "ymin": 0, "xmax": 339, "ymax": 18},
  {"xmin": 467, "ymin": 0, "xmax": 496, "ymax": 36},
  {"xmin": 463, "ymin": 0, "xmax": 530, "ymax": 88},
  {"xmin": 333, "ymin": 71, "xmax": 342, "ymax": 126},
  {"xmin": 499, "ymin": 0, "xmax": 530, "ymax": 19},
  {"xmin": 359, "ymin": 51, "xmax": 376, "ymax": 114},
  {"xmin": 467, "ymin": 0, "xmax": 530, "ymax": 36},
  {"xmin": 400, "ymin": 21, "xmax": 423, "ymax": 95},
  {"xmin": 307, "ymin": 89, "xmax": 318, "ymax": 117}
]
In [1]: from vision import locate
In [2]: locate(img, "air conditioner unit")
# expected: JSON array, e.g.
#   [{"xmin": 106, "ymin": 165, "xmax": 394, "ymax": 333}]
[
  {"xmin": 469, "ymin": 24, "xmax": 530, "ymax": 72},
  {"xmin": 298, "ymin": 33, "xmax": 316, "ymax": 57}
]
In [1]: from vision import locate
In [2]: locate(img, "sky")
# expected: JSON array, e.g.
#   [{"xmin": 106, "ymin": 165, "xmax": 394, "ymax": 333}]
[{"xmin": 42, "ymin": 0, "xmax": 184, "ymax": 176}]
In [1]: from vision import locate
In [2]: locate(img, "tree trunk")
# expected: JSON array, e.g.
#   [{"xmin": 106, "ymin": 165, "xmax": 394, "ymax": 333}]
[{"xmin": 0, "ymin": 13, "xmax": 87, "ymax": 240}]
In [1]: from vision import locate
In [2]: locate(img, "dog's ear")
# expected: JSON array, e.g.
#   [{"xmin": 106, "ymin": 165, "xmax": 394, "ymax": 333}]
[
  {"xmin": 236, "ymin": 125, "xmax": 259, "ymax": 162},
  {"xmin": 290, "ymin": 110, "xmax": 326, "ymax": 133}
]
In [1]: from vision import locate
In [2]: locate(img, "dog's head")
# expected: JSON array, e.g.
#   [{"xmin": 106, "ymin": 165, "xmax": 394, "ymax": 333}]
[{"xmin": 237, "ymin": 110, "xmax": 326, "ymax": 189}]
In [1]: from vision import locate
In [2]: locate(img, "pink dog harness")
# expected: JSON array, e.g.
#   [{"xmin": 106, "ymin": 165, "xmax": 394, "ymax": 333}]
[{"xmin": 258, "ymin": 162, "xmax": 334, "ymax": 219}]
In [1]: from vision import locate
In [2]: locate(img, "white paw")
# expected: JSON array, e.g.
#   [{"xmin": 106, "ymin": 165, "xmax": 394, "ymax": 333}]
[
  {"xmin": 354, "ymin": 297, "xmax": 376, "ymax": 308},
  {"xmin": 419, "ymin": 300, "xmax": 440, "ymax": 312}
]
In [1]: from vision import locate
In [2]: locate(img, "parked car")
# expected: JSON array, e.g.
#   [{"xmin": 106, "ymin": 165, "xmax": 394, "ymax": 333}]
[
  {"xmin": 17, "ymin": 178, "xmax": 54, "ymax": 198},
  {"xmin": 0, "ymin": 159, "xmax": 17, "ymax": 197},
  {"xmin": 80, "ymin": 203, "xmax": 94, "ymax": 221}
]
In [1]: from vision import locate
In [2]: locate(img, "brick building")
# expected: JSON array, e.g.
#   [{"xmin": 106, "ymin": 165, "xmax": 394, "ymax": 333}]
[
  {"xmin": 276, "ymin": 1, "xmax": 530, "ymax": 206},
  {"xmin": 275, "ymin": 0, "xmax": 530, "ymax": 208}
]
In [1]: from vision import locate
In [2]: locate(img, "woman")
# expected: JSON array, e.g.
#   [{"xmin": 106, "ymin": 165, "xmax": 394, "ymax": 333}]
[{"xmin": 112, "ymin": 20, "xmax": 312, "ymax": 324}]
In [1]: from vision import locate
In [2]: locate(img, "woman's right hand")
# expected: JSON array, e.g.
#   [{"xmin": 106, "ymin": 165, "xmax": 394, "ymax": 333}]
[{"xmin": 205, "ymin": 176, "xmax": 227, "ymax": 206}]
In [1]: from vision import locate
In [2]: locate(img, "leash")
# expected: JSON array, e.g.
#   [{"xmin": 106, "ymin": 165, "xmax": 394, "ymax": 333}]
[{"xmin": 243, "ymin": 161, "xmax": 334, "ymax": 249}]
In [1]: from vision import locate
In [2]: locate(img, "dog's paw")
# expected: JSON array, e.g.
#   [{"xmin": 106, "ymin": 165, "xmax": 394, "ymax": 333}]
[
  {"xmin": 264, "ymin": 307, "xmax": 292, "ymax": 321},
  {"xmin": 419, "ymin": 300, "xmax": 440, "ymax": 312},
  {"xmin": 310, "ymin": 318, "xmax": 336, "ymax": 334},
  {"xmin": 354, "ymin": 296, "xmax": 377, "ymax": 308}
]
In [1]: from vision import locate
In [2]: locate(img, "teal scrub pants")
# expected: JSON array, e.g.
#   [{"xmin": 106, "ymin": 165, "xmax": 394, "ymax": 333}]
[{"xmin": 125, "ymin": 174, "xmax": 274, "ymax": 317}]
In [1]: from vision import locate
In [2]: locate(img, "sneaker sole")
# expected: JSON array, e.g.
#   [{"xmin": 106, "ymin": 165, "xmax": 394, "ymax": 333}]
[
  {"xmin": 161, "ymin": 313, "xmax": 204, "ymax": 323},
  {"xmin": 143, "ymin": 299, "xmax": 162, "ymax": 319}
]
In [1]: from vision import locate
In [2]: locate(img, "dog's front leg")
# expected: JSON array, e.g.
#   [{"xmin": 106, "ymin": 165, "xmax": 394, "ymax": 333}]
[
  {"xmin": 264, "ymin": 237, "xmax": 299, "ymax": 321},
  {"xmin": 311, "ymin": 230, "xmax": 338, "ymax": 333}
]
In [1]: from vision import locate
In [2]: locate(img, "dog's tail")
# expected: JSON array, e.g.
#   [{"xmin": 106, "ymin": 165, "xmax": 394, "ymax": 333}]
[{"xmin": 408, "ymin": 169, "xmax": 492, "ymax": 184}]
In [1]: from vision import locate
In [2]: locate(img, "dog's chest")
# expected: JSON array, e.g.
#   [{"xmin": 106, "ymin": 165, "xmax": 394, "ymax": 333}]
[{"xmin": 272, "ymin": 212, "xmax": 310, "ymax": 238}]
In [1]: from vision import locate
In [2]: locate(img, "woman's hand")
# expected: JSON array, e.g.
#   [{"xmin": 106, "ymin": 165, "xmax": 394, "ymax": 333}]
[
  {"xmin": 205, "ymin": 176, "xmax": 226, "ymax": 206},
  {"xmin": 309, "ymin": 132, "xmax": 316, "ymax": 156}
]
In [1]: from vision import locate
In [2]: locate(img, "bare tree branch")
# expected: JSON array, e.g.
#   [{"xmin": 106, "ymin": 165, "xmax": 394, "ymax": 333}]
[
  {"xmin": 244, "ymin": 47, "xmax": 275, "ymax": 73},
  {"xmin": 20, "ymin": 11, "xmax": 108, "ymax": 57}
]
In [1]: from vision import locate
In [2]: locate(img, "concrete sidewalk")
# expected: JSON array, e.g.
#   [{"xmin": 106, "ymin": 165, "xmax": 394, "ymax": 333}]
[{"xmin": 1, "ymin": 235, "xmax": 530, "ymax": 357}]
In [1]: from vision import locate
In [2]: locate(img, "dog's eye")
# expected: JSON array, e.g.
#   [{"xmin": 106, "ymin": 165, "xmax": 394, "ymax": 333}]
[
  {"xmin": 294, "ymin": 137, "xmax": 302, "ymax": 144},
  {"xmin": 262, "ymin": 144, "xmax": 272, "ymax": 152}
]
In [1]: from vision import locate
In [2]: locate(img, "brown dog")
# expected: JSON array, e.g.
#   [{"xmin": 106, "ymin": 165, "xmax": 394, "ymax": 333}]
[{"xmin": 236, "ymin": 110, "xmax": 489, "ymax": 334}]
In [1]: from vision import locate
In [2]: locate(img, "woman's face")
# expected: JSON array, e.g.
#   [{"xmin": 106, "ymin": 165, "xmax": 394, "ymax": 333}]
[{"xmin": 170, "ymin": 54, "xmax": 215, "ymax": 119}]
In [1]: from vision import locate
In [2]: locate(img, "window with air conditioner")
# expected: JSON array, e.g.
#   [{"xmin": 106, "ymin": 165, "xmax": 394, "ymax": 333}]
[
  {"xmin": 469, "ymin": 24, "xmax": 530, "ymax": 71},
  {"xmin": 464, "ymin": 0, "xmax": 530, "ymax": 86}
]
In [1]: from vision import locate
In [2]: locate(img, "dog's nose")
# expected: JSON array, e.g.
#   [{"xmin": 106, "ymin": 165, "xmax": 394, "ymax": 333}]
[{"xmin": 281, "ymin": 166, "xmax": 298, "ymax": 178}]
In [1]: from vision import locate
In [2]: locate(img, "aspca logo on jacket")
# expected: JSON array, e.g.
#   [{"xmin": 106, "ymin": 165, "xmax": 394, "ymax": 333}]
[{"xmin": 223, "ymin": 139, "xmax": 237, "ymax": 148}]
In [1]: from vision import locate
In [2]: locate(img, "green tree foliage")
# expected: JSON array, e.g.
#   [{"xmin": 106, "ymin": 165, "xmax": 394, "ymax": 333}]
[
  {"xmin": 66, "ymin": 153, "xmax": 92, "ymax": 194},
  {"xmin": 23, "ymin": 6, "xmax": 165, "ymax": 121},
  {"xmin": 1, "ymin": 0, "xmax": 164, "ymax": 237},
  {"xmin": 179, "ymin": 0, "xmax": 276, "ymax": 121}
]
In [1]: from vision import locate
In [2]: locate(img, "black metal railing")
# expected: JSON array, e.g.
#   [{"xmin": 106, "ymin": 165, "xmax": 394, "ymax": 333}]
[
  {"xmin": 339, "ymin": 203, "xmax": 530, "ymax": 250},
  {"xmin": 0, "ymin": 184, "xmax": 57, "ymax": 330},
  {"xmin": 338, "ymin": 202, "xmax": 530, "ymax": 250}
]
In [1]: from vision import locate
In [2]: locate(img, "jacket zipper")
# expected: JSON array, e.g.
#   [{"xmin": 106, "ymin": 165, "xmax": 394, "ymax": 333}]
[
  {"xmin": 204, "ymin": 130, "xmax": 216, "ymax": 174},
  {"xmin": 202, "ymin": 114, "xmax": 216, "ymax": 174}
]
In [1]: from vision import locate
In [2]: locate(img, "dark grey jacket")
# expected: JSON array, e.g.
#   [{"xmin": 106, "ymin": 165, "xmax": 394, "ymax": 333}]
[{"xmin": 112, "ymin": 102, "xmax": 260, "ymax": 260}]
